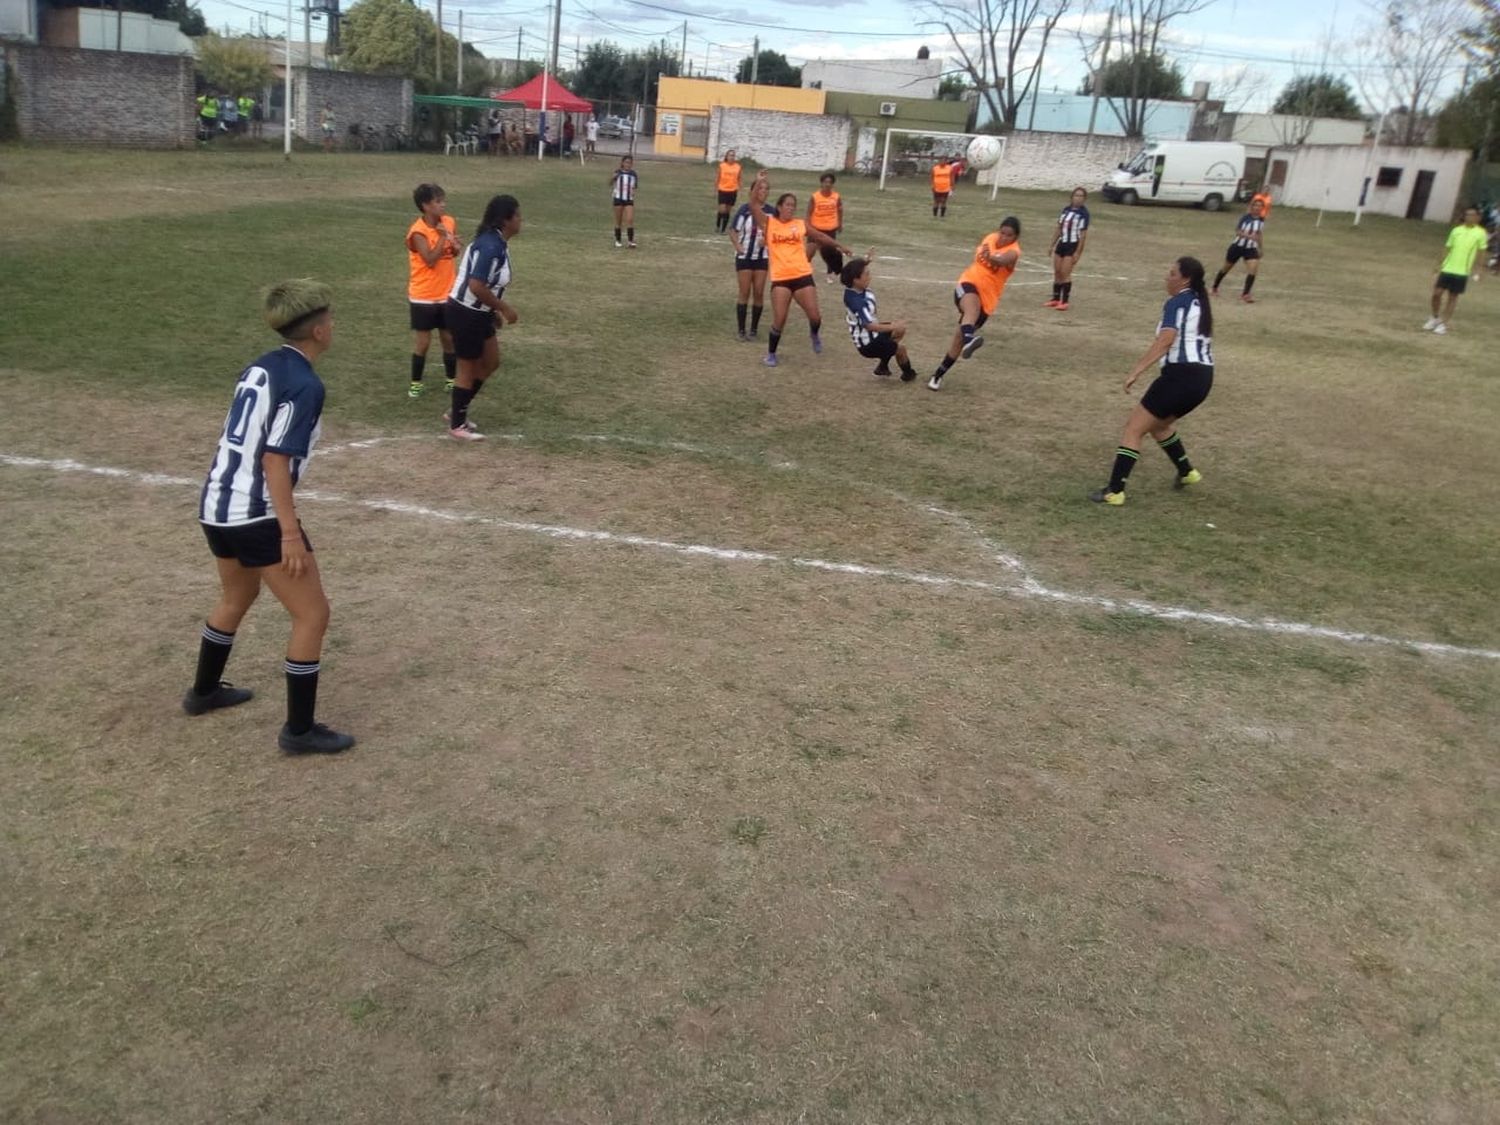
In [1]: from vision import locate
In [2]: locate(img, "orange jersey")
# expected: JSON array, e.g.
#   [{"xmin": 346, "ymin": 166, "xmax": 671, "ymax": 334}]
[
  {"xmin": 717, "ymin": 161, "xmax": 741, "ymax": 193},
  {"xmin": 809, "ymin": 191, "xmax": 841, "ymax": 231},
  {"xmin": 931, "ymin": 163, "xmax": 953, "ymax": 194},
  {"xmin": 407, "ymin": 215, "xmax": 458, "ymax": 302},
  {"xmin": 958, "ymin": 234, "xmax": 1021, "ymax": 314},
  {"xmin": 767, "ymin": 216, "xmax": 813, "ymax": 282}
]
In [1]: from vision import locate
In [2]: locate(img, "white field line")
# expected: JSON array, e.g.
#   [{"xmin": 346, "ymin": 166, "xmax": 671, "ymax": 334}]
[{"xmin": 4, "ymin": 450, "xmax": 1497, "ymax": 662}]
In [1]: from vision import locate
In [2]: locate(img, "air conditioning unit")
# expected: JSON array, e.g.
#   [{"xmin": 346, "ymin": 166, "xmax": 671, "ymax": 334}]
[{"xmin": 878, "ymin": 102, "xmax": 898, "ymax": 116}]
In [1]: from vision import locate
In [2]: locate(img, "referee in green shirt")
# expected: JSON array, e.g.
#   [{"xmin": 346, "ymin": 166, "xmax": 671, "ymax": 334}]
[{"xmin": 1425, "ymin": 207, "xmax": 1489, "ymax": 336}]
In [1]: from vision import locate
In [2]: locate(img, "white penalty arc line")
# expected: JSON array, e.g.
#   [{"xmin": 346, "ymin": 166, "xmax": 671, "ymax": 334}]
[{"xmin": 4, "ymin": 451, "xmax": 1497, "ymax": 663}]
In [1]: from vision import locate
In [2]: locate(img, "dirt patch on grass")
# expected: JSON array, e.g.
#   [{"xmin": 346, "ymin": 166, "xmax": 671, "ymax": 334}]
[{"xmin": 3, "ymin": 388, "xmax": 1498, "ymax": 1123}]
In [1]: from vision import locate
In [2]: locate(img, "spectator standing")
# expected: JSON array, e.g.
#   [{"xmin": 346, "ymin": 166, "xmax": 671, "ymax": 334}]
[
  {"xmin": 585, "ymin": 115, "xmax": 598, "ymax": 156},
  {"xmin": 320, "ymin": 104, "xmax": 336, "ymax": 153},
  {"xmin": 563, "ymin": 117, "xmax": 575, "ymax": 155}
]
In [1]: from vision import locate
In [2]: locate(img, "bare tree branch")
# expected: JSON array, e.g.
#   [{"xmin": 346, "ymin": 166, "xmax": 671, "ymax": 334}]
[
  {"xmin": 1351, "ymin": 0, "xmax": 1470, "ymax": 145},
  {"xmin": 922, "ymin": 0, "xmax": 1073, "ymax": 129}
]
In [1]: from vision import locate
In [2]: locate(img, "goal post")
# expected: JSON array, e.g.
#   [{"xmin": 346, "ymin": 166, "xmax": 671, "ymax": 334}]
[{"xmin": 877, "ymin": 128, "xmax": 1005, "ymax": 201}]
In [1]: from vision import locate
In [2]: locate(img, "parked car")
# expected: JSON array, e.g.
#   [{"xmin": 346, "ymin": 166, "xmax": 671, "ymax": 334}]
[
  {"xmin": 598, "ymin": 114, "xmax": 634, "ymax": 139},
  {"xmin": 1101, "ymin": 141, "xmax": 1246, "ymax": 211}
]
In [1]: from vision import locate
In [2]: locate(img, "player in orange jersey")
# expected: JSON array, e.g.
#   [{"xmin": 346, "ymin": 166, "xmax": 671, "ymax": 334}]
[
  {"xmin": 749, "ymin": 177, "xmax": 851, "ymax": 367},
  {"xmin": 405, "ymin": 183, "xmax": 462, "ymax": 398},
  {"xmin": 928, "ymin": 217, "xmax": 1021, "ymax": 391},
  {"xmin": 715, "ymin": 148, "xmax": 742, "ymax": 233},
  {"xmin": 931, "ymin": 158, "xmax": 954, "ymax": 218},
  {"xmin": 805, "ymin": 173, "xmax": 845, "ymax": 283}
]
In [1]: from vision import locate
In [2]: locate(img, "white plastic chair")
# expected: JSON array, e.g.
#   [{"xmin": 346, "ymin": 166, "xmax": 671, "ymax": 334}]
[{"xmin": 443, "ymin": 132, "xmax": 459, "ymax": 156}]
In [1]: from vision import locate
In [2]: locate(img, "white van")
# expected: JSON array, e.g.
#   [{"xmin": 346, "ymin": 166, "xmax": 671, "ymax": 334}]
[{"xmin": 1101, "ymin": 141, "xmax": 1245, "ymax": 211}]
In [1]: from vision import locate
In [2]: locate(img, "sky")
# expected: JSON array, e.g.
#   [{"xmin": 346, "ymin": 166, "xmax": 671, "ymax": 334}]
[{"xmin": 193, "ymin": 0, "xmax": 1465, "ymax": 115}]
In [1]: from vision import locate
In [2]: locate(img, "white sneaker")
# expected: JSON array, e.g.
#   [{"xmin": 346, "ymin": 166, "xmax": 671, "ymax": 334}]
[
  {"xmin": 926, "ymin": 374, "xmax": 943, "ymax": 391},
  {"xmin": 450, "ymin": 426, "xmax": 486, "ymax": 442},
  {"xmin": 1422, "ymin": 316, "xmax": 1440, "ymax": 330},
  {"xmin": 1432, "ymin": 322, "xmax": 1448, "ymax": 335}
]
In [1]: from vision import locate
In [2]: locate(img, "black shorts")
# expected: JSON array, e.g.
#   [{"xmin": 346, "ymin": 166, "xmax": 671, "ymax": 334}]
[
  {"xmin": 953, "ymin": 283, "xmax": 990, "ymax": 329},
  {"xmin": 808, "ymin": 226, "xmax": 840, "ymax": 243},
  {"xmin": 612, "ymin": 197, "xmax": 634, "ymax": 208},
  {"xmin": 717, "ymin": 190, "xmax": 738, "ymax": 207},
  {"xmin": 409, "ymin": 301, "xmax": 446, "ymax": 332},
  {"xmin": 1226, "ymin": 244, "xmax": 1261, "ymax": 264},
  {"xmin": 1141, "ymin": 362, "xmax": 1214, "ymax": 420},
  {"xmin": 202, "ymin": 519, "xmax": 312, "ymax": 569},
  {"xmin": 735, "ymin": 257, "xmax": 769, "ymax": 273},
  {"xmin": 446, "ymin": 300, "xmax": 496, "ymax": 359},
  {"xmin": 932, "ymin": 191, "xmax": 950, "ymax": 203},
  {"xmin": 773, "ymin": 275, "xmax": 816, "ymax": 293},
  {"xmin": 1435, "ymin": 272, "xmax": 1468, "ymax": 295},
  {"xmin": 1054, "ymin": 241, "xmax": 1079, "ymax": 258},
  {"xmin": 857, "ymin": 336, "xmax": 899, "ymax": 361}
]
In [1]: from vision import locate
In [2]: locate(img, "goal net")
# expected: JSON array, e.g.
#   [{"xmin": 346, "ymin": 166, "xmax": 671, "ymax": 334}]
[{"xmin": 873, "ymin": 128, "xmax": 1005, "ymax": 201}]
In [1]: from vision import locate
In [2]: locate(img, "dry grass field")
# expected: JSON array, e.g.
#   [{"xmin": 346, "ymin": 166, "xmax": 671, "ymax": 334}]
[{"xmin": 1, "ymin": 146, "xmax": 1497, "ymax": 1124}]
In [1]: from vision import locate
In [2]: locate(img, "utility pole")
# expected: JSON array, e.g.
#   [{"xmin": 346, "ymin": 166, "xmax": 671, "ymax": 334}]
[
  {"xmin": 680, "ymin": 20, "xmax": 687, "ymax": 76},
  {"xmin": 549, "ymin": 0, "xmax": 561, "ymax": 75},
  {"xmin": 516, "ymin": 27, "xmax": 522, "ymax": 81},
  {"xmin": 303, "ymin": 4, "xmax": 310, "ymax": 71},
  {"xmin": 436, "ymin": 0, "xmax": 443, "ymax": 85},
  {"xmin": 750, "ymin": 36, "xmax": 759, "ymax": 85},
  {"xmin": 457, "ymin": 11, "xmax": 464, "ymax": 91},
  {"xmin": 1086, "ymin": 4, "xmax": 1114, "ymax": 141}
]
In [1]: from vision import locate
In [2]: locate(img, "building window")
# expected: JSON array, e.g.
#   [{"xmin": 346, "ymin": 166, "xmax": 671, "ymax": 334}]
[
  {"xmin": 1376, "ymin": 166, "xmax": 1402, "ymax": 188},
  {"xmin": 1270, "ymin": 159, "xmax": 1288, "ymax": 187},
  {"xmin": 682, "ymin": 114, "xmax": 709, "ymax": 149}
]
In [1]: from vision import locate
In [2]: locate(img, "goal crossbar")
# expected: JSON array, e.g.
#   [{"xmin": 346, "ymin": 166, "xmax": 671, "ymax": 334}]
[{"xmin": 878, "ymin": 128, "xmax": 1005, "ymax": 200}]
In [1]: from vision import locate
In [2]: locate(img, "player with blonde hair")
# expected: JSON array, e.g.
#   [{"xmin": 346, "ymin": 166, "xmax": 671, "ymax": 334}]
[{"xmin": 186, "ymin": 278, "xmax": 355, "ymax": 755}]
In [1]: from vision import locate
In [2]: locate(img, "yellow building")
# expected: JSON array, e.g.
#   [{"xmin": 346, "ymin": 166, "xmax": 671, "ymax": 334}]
[{"xmin": 654, "ymin": 77, "xmax": 826, "ymax": 157}]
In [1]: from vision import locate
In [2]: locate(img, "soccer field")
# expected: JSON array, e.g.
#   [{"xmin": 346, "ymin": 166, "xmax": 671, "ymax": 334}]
[{"xmin": 1, "ymin": 147, "xmax": 1497, "ymax": 1123}]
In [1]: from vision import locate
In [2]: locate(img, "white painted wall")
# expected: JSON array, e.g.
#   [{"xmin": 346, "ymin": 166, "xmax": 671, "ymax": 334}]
[
  {"xmin": 73, "ymin": 9, "xmax": 193, "ymax": 54},
  {"xmin": 1274, "ymin": 144, "xmax": 1470, "ymax": 220},
  {"xmin": 1228, "ymin": 113, "xmax": 1366, "ymax": 151},
  {"xmin": 975, "ymin": 131, "xmax": 1137, "ymax": 193},
  {"xmin": 706, "ymin": 105, "xmax": 851, "ymax": 172},
  {"xmin": 802, "ymin": 58, "xmax": 941, "ymax": 100},
  {"xmin": 0, "ymin": 0, "xmax": 37, "ymax": 41}
]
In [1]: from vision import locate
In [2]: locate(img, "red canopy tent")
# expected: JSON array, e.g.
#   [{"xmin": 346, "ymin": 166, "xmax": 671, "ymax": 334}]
[
  {"xmin": 492, "ymin": 74, "xmax": 594, "ymax": 114},
  {"xmin": 491, "ymin": 73, "xmax": 594, "ymax": 157}
]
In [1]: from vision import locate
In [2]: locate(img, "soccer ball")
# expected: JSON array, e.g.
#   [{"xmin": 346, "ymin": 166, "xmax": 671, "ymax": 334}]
[{"xmin": 966, "ymin": 135, "xmax": 1003, "ymax": 171}]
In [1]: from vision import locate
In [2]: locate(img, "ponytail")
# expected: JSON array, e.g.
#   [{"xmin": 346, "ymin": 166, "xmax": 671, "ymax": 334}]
[{"xmin": 1176, "ymin": 255, "xmax": 1213, "ymax": 336}]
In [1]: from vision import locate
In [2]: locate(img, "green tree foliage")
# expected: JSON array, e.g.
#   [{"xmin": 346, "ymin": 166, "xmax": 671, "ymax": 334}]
[
  {"xmin": 736, "ymin": 49, "xmax": 800, "ymax": 87},
  {"xmin": 1437, "ymin": 77, "xmax": 1500, "ymax": 157},
  {"xmin": 937, "ymin": 74, "xmax": 972, "ymax": 101},
  {"xmin": 1092, "ymin": 52, "xmax": 1184, "ymax": 99},
  {"xmin": 342, "ymin": 0, "xmax": 461, "ymax": 93},
  {"xmin": 1272, "ymin": 73, "xmax": 1364, "ymax": 119},
  {"xmin": 195, "ymin": 33, "xmax": 275, "ymax": 94},
  {"xmin": 571, "ymin": 40, "xmax": 680, "ymax": 104}
]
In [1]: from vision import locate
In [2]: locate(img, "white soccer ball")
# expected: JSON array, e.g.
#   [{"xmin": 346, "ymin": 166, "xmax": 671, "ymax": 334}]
[{"xmin": 966, "ymin": 135, "xmax": 1003, "ymax": 171}]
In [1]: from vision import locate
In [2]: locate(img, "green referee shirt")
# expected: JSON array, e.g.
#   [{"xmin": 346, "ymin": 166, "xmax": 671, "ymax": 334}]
[{"xmin": 1441, "ymin": 224, "xmax": 1488, "ymax": 276}]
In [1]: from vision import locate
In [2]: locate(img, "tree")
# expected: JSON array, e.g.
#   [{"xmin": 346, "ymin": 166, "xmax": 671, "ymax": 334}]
[
  {"xmin": 735, "ymin": 49, "xmax": 800, "ymax": 87},
  {"xmin": 1093, "ymin": 52, "xmax": 1183, "ymax": 98},
  {"xmin": 1271, "ymin": 73, "xmax": 1363, "ymax": 119},
  {"xmin": 1352, "ymin": 0, "xmax": 1470, "ymax": 146},
  {"xmin": 1080, "ymin": 0, "xmax": 1219, "ymax": 137},
  {"xmin": 196, "ymin": 33, "xmax": 274, "ymax": 93},
  {"xmin": 1436, "ymin": 75, "xmax": 1500, "ymax": 157},
  {"xmin": 922, "ymin": 0, "xmax": 1070, "ymax": 130},
  {"xmin": 573, "ymin": 41, "xmax": 629, "ymax": 102},
  {"xmin": 342, "ymin": 0, "xmax": 461, "ymax": 93},
  {"xmin": 937, "ymin": 74, "xmax": 972, "ymax": 101}
]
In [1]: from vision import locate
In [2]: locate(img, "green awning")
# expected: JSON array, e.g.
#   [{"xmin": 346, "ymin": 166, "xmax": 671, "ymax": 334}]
[{"xmin": 412, "ymin": 94, "xmax": 520, "ymax": 109}]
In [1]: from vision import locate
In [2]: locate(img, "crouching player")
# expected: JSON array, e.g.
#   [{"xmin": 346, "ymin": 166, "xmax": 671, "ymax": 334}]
[
  {"xmin": 185, "ymin": 279, "xmax": 355, "ymax": 755},
  {"xmin": 841, "ymin": 255, "xmax": 918, "ymax": 381}
]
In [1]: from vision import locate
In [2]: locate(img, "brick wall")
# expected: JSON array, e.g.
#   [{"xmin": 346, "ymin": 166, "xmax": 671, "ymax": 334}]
[
  {"xmin": 977, "ymin": 131, "xmax": 1137, "ymax": 192},
  {"xmin": 3, "ymin": 42, "xmax": 195, "ymax": 147},
  {"xmin": 295, "ymin": 69, "xmax": 411, "ymax": 142},
  {"xmin": 707, "ymin": 106, "xmax": 850, "ymax": 172}
]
